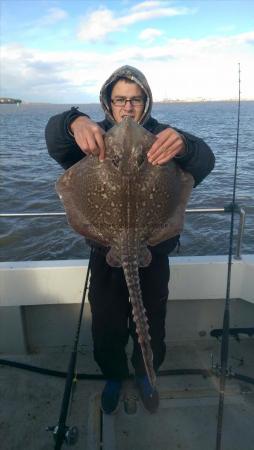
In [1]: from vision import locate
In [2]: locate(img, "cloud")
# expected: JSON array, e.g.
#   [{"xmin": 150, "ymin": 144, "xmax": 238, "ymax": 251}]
[
  {"xmin": 131, "ymin": 1, "xmax": 166, "ymax": 11},
  {"xmin": 139, "ymin": 28, "xmax": 163, "ymax": 43},
  {"xmin": 0, "ymin": 43, "xmax": 118, "ymax": 102},
  {"xmin": 77, "ymin": 2, "xmax": 192, "ymax": 42},
  {"xmin": 77, "ymin": 8, "xmax": 115, "ymax": 43},
  {"xmin": 1, "ymin": 31, "xmax": 254, "ymax": 102},
  {"xmin": 236, "ymin": 31, "xmax": 254, "ymax": 45}
]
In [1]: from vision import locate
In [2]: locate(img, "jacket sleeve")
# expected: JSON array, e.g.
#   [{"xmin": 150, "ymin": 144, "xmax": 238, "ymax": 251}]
[
  {"xmin": 45, "ymin": 107, "xmax": 89, "ymax": 169},
  {"xmin": 174, "ymin": 128, "xmax": 215, "ymax": 187},
  {"xmin": 151, "ymin": 120, "xmax": 215, "ymax": 187}
]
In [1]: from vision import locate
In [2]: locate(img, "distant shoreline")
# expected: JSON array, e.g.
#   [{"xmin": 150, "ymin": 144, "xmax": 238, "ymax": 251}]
[
  {"xmin": 2, "ymin": 99, "xmax": 253, "ymax": 106},
  {"xmin": 0, "ymin": 97, "xmax": 22, "ymax": 104}
]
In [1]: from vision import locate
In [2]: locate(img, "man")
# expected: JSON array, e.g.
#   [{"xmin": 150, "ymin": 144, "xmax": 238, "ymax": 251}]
[{"xmin": 45, "ymin": 65, "xmax": 215, "ymax": 414}]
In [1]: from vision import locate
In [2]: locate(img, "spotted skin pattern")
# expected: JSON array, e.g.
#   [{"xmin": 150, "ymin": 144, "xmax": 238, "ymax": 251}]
[{"xmin": 56, "ymin": 117, "xmax": 194, "ymax": 387}]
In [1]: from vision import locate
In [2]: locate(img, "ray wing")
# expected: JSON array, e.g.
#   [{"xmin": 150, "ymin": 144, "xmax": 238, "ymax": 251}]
[{"xmin": 56, "ymin": 156, "xmax": 124, "ymax": 246}]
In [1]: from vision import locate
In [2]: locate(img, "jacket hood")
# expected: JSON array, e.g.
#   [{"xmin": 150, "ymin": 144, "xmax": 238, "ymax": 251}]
[{"xmin": 99, "ymin": 65, "xmax": 153, "ymax": 126}]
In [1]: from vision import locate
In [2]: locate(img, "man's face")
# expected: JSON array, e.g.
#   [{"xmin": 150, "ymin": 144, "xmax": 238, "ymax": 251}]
[{"xmin": 110, "ymin": 79, "xmax": 145, "ymax": 123}]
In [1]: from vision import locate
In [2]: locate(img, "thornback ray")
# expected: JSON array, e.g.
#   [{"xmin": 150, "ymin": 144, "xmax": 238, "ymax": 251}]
[{"xmin": 56, "ymin": 117, "xmax": 194, "ymax": 388}]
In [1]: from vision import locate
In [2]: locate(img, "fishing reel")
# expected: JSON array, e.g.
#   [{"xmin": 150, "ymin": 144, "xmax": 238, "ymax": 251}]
[{"xmin": 46, "ymin": 425, "xmax": 79, "ymax": 446}]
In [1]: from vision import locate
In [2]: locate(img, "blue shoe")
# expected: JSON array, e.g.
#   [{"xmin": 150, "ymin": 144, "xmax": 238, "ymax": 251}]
[
  {"xmin": 136, "ymin": 375, "xmax": 159, "ymax": 413},
  {"xmin": 101, "ymin": 380, "xmax": 122, "ymax": 414}
]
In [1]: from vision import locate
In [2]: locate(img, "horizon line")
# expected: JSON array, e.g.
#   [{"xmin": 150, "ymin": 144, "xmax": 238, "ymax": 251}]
[{"xmin": 2, "ymin": 98, "xmax": 253, "ymax": 105}]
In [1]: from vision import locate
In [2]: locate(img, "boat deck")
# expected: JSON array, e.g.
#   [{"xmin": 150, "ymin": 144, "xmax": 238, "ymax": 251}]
[{"xmin": 1, "ymin": 338, "xmax": 253, "ymax": 450}]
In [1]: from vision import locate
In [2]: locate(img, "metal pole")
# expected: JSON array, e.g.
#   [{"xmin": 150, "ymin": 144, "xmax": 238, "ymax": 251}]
[
  {"xmin": 235, "ymin": 208, "xmax": 246, "ymax": 260},
  {"xmin": 0, "ymin": 207, "xmax": 247, "ymax": 259},
  {"xmin": 0, "ymin": 212, "xmax": 66, "ymax": 217}
]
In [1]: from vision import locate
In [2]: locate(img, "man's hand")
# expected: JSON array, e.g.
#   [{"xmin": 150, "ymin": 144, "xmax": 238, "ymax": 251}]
[
  {"xmin": 147, "ymin": 128, "xmax": 186, "ymax": 165},
  {"xmin": 70, "ymin": 116, "xmax": 106, "ymax": 161}
]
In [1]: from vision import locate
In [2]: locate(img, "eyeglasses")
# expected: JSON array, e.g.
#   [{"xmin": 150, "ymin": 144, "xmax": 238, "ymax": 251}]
[{"xmin": 111, "ymin": 97, "xmax": 145, "ymax": 107}]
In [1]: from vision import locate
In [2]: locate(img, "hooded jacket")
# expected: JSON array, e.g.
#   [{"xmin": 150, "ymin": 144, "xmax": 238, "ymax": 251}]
[
  {"xmin": 45, "ymin": 65, "xmax": 215, "ymax": 255},
  {"xmin": 99, "ymin": 65, "xmax": 153, "ymax": 126}
]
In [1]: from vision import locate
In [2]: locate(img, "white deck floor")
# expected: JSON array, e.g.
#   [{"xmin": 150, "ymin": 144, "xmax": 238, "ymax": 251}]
[{"xmin": 1, "ymin": 339, "xmax": 253, "ymax": 450}]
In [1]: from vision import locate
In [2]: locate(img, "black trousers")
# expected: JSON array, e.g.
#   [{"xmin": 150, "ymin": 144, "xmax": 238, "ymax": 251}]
[{"xmin": 88, "ymin": 250, "xmax": 170, "ymax": 380}]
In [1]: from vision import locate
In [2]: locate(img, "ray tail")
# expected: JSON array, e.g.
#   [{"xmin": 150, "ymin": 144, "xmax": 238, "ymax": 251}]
[{"xmin": 122, "ymin": 256, "xmax": 156, "ymax": 388}]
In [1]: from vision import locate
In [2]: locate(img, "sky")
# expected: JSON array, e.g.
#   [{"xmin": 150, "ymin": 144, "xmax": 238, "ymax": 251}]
[{"xmin": 1, "ymin": 0, "xmax": 254, "ymax": 103}]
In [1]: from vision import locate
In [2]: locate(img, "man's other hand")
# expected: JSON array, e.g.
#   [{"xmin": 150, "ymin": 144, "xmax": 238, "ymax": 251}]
[{"xmin": 147, "ymin": 128, "xmax": 186, "ymax": 165}]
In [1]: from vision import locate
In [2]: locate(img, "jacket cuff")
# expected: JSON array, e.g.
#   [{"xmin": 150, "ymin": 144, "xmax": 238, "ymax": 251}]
[
  {"xmin": 64, "ymin": 107, "xmax": 90, "ymax": 138},
  {"xmin": 174, "ymin": 133, "xmax": 189, "ymax": 160}
]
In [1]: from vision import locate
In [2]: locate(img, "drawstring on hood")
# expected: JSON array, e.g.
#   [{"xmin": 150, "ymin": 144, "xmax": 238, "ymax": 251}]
[{"xmin": 100, "ymin": 65, "xmax": 153, "ymax": 126}]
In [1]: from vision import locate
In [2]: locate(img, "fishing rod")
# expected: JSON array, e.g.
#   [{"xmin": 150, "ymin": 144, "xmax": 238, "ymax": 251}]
[
  {"xmin": 215, "ymin": 63, "xmax": 241, "ymax": 450},
  {"xmin": 46, "ymin": 250, "xmax": 92, "ymax": 449}
]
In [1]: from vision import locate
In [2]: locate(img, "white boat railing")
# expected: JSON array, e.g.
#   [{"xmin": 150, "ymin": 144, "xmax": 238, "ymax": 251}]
[{"xmin": 0, "ymin": 206, "xmax": 247, "ymax": 259}]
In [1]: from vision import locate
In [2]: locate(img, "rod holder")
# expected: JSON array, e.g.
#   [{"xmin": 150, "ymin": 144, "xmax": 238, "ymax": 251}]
[{"xmin": 46, "ymin": 425, "xmax": 79, "ymax": 446}]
